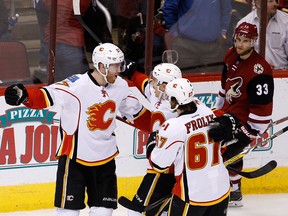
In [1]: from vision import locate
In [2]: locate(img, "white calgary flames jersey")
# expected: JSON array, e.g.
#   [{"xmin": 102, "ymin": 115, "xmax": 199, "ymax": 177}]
[
  {"xmin": 151, "ymin": 101, "xmax": 230, "ymax": 205},
  {"xmin": 41, "ymin": 72, "xmax": 146, "ymax": 166},
  {"xmin": 143, "ymin": 83, "xmax": 178, "ymax": 171},
  {"xmin": 144, "ymin": 84, "xmax": 178, "ymax": 131}
]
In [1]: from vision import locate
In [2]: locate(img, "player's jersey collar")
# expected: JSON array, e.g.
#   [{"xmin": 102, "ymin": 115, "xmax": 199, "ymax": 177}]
[{"xmin": 88, "ymin": 70, "xmax": 108, "ymax": 87}]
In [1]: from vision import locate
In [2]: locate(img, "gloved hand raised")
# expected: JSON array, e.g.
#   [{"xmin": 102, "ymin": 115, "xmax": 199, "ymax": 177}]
[
  {"xmin": 120, "ymin": 59, "xmax": 140, "ymax": 80},
  {"xmin": 5, "ymin": 83, "xmax": 28, "ymax": 106}
]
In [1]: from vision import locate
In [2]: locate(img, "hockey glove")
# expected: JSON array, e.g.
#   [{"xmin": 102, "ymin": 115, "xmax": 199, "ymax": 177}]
[
  {"xmin": 234, "ymin": 125, "xmax": 258, "ymax": 147},
  {"xmin": 120, "ymin": 59, "xmax": 138, "ymax": 80},
  {"xmin": 146, "ymin": 131, "xmax": 157, "ymax": 158},
  {"xmin": 5, "ymin": 83, "xmax": 28, "ymax": 106},
  {"xmin": 209, "ymin": 113, "xmax": 239, "ymax": 143},
  {"xmin": 222, "ymin": 125, "xmax": 258, "ymax": 160}
]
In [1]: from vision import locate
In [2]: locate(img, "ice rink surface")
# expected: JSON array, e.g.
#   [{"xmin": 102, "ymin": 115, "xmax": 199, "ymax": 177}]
[{"xmin": 0, "ymin": 194, "xmax": 287, "ymax": 216}]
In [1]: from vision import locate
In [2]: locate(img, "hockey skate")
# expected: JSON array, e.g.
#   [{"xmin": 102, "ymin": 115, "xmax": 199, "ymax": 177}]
[{"xmin": 228, "ymin": 186, "xmax": 243, "ymax": 207}]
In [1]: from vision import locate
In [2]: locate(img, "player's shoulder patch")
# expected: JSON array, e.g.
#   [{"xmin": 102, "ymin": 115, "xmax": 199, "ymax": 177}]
[
  {"xmin": 67, "ymin": 75, "xmax": 80, "ymax": 82},
  {"xmin": 253, "ymin": 63, "xmax": 264, "ymax": 74}
]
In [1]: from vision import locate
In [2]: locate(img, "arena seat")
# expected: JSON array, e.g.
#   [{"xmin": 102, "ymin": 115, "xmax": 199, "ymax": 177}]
[{"xmin": 0, "ymin": 41, "xmax": 32, "ymax": 85}]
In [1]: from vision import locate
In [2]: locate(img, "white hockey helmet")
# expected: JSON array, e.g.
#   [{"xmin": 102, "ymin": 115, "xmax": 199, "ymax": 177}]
[
  {"xmin": 165, "ymin": 78, "xmax": 194, "ymax": 106},
  {"xmin": 92, "ymin": 43, "xmax": 126, "ymax": 73},
  {"xmin": 152, "ymin": 63, "xmax": 182, "ymax": 86}
]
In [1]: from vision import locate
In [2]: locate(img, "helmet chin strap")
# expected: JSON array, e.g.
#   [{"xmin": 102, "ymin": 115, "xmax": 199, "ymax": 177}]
[
  {"xmin": 156, "ymin": 86, "xmax": 168, "ymax": 103},
  {"xmin": 98, "ymin": 68, "xmax": 111, "ymax": 84},
  {"xmin": 169, "ymin": 103, "xmax": 179, "ymax": 112},
  {"xmin": 157, "ymin": 87, "xmax": 164, "ymax": 100},
  {"xmin": 166, "ymin": 96, "xmax": 179, "ymax": 112}
]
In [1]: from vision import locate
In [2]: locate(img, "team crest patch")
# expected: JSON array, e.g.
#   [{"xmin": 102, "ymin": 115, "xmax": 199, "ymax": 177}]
[{"xmin": 254, "ymin": 63, "xmax": 264, "ymax": 74}]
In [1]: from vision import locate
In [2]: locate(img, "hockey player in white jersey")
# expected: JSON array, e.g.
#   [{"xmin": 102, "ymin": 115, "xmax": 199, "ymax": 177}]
[
  {"xmin": 149, "ymin": 78, "xmax": 231, "ymax": 216},
  {"xmin": 118, "ymin": 63, "xmax": 182, "ymax": 215},
  {"xmin": 4, "ymin": 43, "xmax": 152, "ymax": 216}
]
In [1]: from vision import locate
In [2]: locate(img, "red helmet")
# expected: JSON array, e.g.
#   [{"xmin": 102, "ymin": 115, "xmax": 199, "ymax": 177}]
[{"xmin": 234, "ymin": 22, "xmax": 258, "ymax": 40}]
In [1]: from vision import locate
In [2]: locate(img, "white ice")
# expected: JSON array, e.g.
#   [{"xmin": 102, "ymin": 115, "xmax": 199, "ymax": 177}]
[{"xmin": 0, "ymin": 194, "xmax": 287, "ymax": 216}]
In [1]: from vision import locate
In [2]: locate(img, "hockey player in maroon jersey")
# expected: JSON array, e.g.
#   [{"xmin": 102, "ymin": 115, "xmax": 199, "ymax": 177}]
[
  {"xmin": 4, "ymin": 43, "xmax": 152, "ymax": 216},
  {"xmin": 119, "ymin": 63, "xmax": 182, "ymax": 215},
  {"xmin": 209, "ymin": 22, "xmax": 274, "ymax": 207},
  {"xmin": 149, "ymin": 78, "xmax": 231, "ymax": 216}
]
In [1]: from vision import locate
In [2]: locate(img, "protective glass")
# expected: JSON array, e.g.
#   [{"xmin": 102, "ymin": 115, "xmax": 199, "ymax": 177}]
[
  {"xmin": 162, "ymin": 50, "xmax": 178, "ymax": 64},
  {"xmin": 108, "ymin": 60, "xmax": 126, "ymax": 74}
]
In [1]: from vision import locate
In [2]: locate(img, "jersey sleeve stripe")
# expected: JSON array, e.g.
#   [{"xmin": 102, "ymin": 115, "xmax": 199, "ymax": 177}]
[
  {"xmin": 24, "ymin": 88, "xmax": 52, "ymax": 109},
  {"xmin": 249, "ymin": 113, "xmax": 272, "ymax": 122},
  {"xmin": 40, "ymin": 88, "xmax": 54, "ymax": 107},
  {"xmin": 165, "ymin": 141, "xmax": 184, "ymax": 150}
]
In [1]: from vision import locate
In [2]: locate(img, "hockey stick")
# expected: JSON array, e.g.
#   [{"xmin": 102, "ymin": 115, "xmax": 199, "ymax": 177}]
[
  {"xmin": 224, "ymin": 125, "xmax": 288, "ymax": 166},
  {"xmin": 144, "ymin": 194, "xmax": 171, "ymax": 211},
  {"xmin": 226, "ymin": 160, "xmax": 277, "ymax": 179},
  {"xmin": 118, "ymin": 194, "xmax": 171, "ymax": 213},
  {"xmin": 72, "ymin": 0, "xmax": 102, "ymax": 44},
  {"xmin": 119, "ymin": 159, "xmax": 277, "ymax": 213},
  {"xmin": 119, "ymin": 153, "xmax": 278, "ymax": 213},
  {"xmin": 116, "ymin": 113, "xmax": 281, "ymax": 179},
  {"xmin": 118, "ymin": 158, "xmax": 276, "ymax": 213},
  {"xmin": 267, "ymin": 115, "xmax": 288, "ymax": 129},
  {"xmin": 118, "ymin": 196, "xmax": 145, "ymax": 212}
]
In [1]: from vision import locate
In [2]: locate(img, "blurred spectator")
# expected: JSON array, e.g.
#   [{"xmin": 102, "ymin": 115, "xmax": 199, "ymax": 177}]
[
  {"xmin": 237, "ymin": 0, "xmax": 288, "ymax": 70},
  {"xmin": 34, "ymin": 0, "xmax": 91, "ymax": 83},
  {"xmin": 116, "ymin": 0, "xmax": 147, "ymax": 61},
  {"xmin": 226, "ymin": 0, "xmax": 252, "ymax": 43},
  {"xmin": 112, "ymin": 0, "xmax": 164, "ymax": 65},
  {"xmin": 0, "ymin": 0, "xmax": 14, "ymax": 41},
  {"xmin": 277, "ymin": 0, "xmax": 288, "ymax": 11},
  {"xmin": 33, "ymin": 0, "xmax": 49, "ymax": 79},
  {"xmin": 163, "ymin": 0, "xmax": 232, "ymax": 73},
  {"xmin": 0, "ymin": 0, "xmax": 8, "ymax": 38}
]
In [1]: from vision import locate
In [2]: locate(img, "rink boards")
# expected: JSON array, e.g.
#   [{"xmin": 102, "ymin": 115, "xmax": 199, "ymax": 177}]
[{"xmin": 1, "ymin": 74, "xmax": 288, "ymax": 212}]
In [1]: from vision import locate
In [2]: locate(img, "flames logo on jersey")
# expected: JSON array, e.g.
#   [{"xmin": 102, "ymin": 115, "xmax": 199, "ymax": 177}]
[
  {"xmin": 86, "ymin": 101, "xmax": 116, "ymax": 131},
  {"xmin": 226, "ymin": 77, "xmax": 243, "ymax": 104}
]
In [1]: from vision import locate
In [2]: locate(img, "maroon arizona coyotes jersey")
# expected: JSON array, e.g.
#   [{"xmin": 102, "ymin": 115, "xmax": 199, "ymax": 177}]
[{"xmin": 219, "ymin": 48, "xmax": 274, "ymax": 133}]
